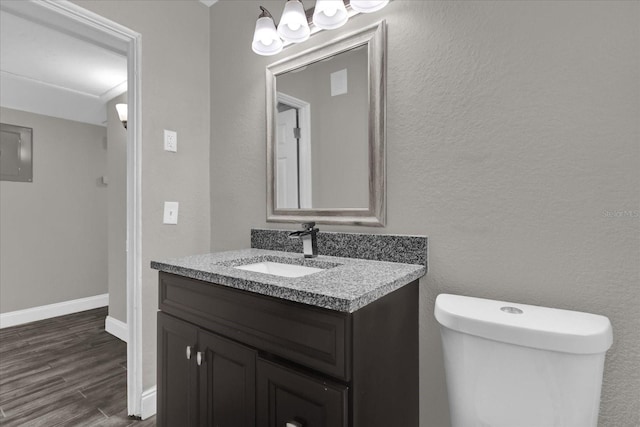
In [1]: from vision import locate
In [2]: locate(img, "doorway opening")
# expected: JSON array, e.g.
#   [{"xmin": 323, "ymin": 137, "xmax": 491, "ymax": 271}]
[{"xmin": 0, "ymin": 0, "xmax": 144, "ymax": 417}]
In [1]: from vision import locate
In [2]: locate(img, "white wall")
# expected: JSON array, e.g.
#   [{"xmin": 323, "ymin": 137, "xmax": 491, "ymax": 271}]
[
  {"xmin": 209, "ymin": 1, "xmax": 640, "ymax": 426},
  {"xmin": 0, "ymin": 107, "xmax": 108, "ymax": 313},
  {"xmin": 73, "ymin": 0, "xmax": 211, "ymax": 391}
]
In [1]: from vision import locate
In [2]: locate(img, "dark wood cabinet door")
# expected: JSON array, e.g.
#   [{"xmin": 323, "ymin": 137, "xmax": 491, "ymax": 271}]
[
  {"xmin": 158, "ymin": 312, "xmax": 199, "ymax": 427},
  {"xmin": 256, "ymin": 358, "xmax": 348, "ymax": 427},
  {"xmin": 198, "ymin": 330, "xmax": 256, "ymax": 427}
]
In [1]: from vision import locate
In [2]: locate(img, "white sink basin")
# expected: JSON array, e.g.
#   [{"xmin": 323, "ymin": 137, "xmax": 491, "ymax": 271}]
[{"xmin": 234, "ymin": 261, "xmax": 324, "ymax": 278}]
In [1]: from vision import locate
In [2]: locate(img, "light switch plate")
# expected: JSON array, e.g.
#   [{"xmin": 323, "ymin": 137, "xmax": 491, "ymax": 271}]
[
  {"xmin": 164, "ymin": 130, "xmax": 177, "ymax": 152},
  {"xmin": 163, "ymin": 201, "xmax": 179, "ymax": 224}
]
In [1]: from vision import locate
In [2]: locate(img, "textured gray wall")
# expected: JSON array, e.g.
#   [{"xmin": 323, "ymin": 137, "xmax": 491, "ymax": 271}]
[
  {"xmin": 0, "ymin": 107, "xmax": 108, "ymax": 313},
  {"xmin": 210, "ymin": 1, "xmax": 639, "ymax": 426},
  {"xmin": 74, "ymin": 0, "xmax": 211, "ymax": 391},
  {"xmin": 106, "ymin": 93, "xmax": 127, "ymax": 323}
]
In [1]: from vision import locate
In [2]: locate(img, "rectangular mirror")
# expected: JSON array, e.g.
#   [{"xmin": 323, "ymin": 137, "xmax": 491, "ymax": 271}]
[{"xmin": 266, "ymin": 20, "xmax": 386, "ymax": 226}]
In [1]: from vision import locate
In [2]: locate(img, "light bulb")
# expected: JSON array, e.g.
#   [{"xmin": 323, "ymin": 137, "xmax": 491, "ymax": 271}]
[
  {"xmin": 313, "ymin": 0, "xmax": 348, "ymax": 30},
  {"xmin": 278, "ymin": 0, "xmax": 310, "ymax": 43},
  {"xmin": 252, "ymin": 7, "xmax": 283, "ymax": 56},
  {"xmin": 349, "ymin": 0, "xmax": 389, "ymax": 13}
]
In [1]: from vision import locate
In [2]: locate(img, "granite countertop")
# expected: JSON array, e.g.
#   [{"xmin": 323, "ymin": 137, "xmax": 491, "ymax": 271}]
[{"xmin": 151, "ymin": 248, "xmax": 426, "ymax": 313}]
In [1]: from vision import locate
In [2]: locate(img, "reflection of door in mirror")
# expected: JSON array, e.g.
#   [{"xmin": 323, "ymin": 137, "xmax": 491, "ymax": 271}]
[
  {"xmin": 276, "ymin": 107, "xmax": 299, "ymax": 208},
  {"xmin": 276, "ymin": 46, "xmax": 369, "ymax": 209},
  {"xmin": 276, "ymin": 93, "xmax": 312, "ymax": 209}
]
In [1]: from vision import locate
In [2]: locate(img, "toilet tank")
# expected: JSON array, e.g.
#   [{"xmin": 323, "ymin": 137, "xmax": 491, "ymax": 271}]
[{"xmin": 434, "ymin": 294, "xmax": 613, "ymax": 427}]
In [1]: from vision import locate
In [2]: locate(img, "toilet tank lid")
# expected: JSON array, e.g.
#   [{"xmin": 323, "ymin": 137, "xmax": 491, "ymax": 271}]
[{"xmin": 434, "ymin": 294, "xmax": 613, "ymax": 354}]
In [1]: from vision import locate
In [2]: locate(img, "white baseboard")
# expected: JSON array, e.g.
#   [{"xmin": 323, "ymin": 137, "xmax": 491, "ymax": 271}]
[
  {"xmin": 141, "ymin": 386, "xmax": 157, "ymax": 420},
  {"xmin": 0, "ymin": 294, "xmax": 109, "ymax": 329},
  {"xmin": 105, "ymin": 315, "xmax": 128, "ymax": 342}
]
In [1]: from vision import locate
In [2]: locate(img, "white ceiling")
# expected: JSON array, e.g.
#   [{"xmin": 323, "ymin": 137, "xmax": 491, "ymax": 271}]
[{"xmin": 0, "ymin": 9, "xmax": 127, "ymax": 126}]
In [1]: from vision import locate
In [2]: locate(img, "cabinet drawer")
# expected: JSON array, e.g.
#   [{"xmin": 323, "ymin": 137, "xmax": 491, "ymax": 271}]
[
  {"xmin": 159, "ymin": 272, "xmax": 350, "ymax": 380},
  {"xmin": 256, "ymin": 357, "xmax": 348, "ymax": 427}
]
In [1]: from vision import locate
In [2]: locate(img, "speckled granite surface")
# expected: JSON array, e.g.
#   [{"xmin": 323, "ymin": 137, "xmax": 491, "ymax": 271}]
[
  {"xmin": 151, "ymin": 248, "xmax": 426, "ymax": 313},
  {"xmin": 251, "ymin": 229, "xmax": 428, "ymax": 267}
]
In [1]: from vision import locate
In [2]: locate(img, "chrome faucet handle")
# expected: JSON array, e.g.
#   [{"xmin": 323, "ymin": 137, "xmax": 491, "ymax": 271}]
[{"xmin": 301, "ymin": 221, "xmax": 316, "ymax": 230}]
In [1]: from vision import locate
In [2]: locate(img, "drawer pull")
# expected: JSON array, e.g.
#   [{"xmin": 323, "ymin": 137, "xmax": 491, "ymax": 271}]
[
  {"xmin": 186, "ymin": 345, "xmax": 192, "ymax": 360},
  {"xmin": 285, "ymin": 422, "xmax": 302, "ymax": 427},
  {"xmin": 196, "ymin": 351, "xmax": 203, "ymax": 366}
]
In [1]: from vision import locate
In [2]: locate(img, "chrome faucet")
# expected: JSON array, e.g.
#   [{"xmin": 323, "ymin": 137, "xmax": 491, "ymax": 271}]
[{"xmin": 288, "ymin": 222, "xmax": 319, "ymax": 258}]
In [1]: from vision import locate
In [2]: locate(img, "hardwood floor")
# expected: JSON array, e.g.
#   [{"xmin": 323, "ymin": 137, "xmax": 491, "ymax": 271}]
[{"xmin": 0, "ymin": 307, "xmax": 156, "ymax": 426}]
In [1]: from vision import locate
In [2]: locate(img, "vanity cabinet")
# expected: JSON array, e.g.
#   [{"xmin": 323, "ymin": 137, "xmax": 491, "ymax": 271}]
[
  {"xmin": 157, "ymin": 312, "xmax": 256, "ymax": 427},
  {"xmin": 157, "ymin": 271, "xmax": 418, "ymax": 427}
]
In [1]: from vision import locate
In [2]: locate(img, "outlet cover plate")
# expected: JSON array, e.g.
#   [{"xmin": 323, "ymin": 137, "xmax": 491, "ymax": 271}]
[{"xmin": 164, "ymin": 130, "xmax": 177, "ymax": 152}]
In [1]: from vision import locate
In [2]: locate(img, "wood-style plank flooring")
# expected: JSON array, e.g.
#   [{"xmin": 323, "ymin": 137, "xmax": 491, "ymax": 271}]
[{"xmin": 0, "ymin": 307, "xmax": 156, "ymax": 426}]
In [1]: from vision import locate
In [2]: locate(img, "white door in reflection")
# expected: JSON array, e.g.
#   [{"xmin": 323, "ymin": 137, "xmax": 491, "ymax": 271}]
[{"xmin": 276, "ymin": 107, "xmax": 299, "ymax": 208}]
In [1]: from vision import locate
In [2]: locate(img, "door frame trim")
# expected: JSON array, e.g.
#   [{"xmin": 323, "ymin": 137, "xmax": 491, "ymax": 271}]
[{"xmin": 21, "ymin": 0, "xmax": 145, "ymax": 417}]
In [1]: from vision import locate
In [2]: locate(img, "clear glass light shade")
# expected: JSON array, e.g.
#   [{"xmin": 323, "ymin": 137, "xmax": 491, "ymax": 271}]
[
  {"xmin": 313, "ymin": 0, "xmax": 348, "ymax": 30},
  {"xmin": 277, "ymin": 0, "xmax": 310, "ymax": 43},
  {"xmin": 252, "ymin": 16, "xmax": 283, "ymax": 56},
  {"xmin": 349, "ymin": 0, "xmax": 389, "ymax": 13},
  {"xmin": 115, "ymin": 103, "xmax": 128, "ymax": 128}
]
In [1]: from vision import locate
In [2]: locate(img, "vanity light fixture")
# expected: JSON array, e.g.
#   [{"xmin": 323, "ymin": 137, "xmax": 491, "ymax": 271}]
[
  {"xmin": 313, "ymin": 0, "xmax": 349, "ymax": 30},
  {"xmin": 252, "ymin": 0, "xmax": 389, "ymax": 56},
  {"xmin": 115, "ymin": 103, "xmax": 128, "ymax": 129},
  {"xmin": 252, "ymin": 6, "xmax": 284, "ymax": 55},
  {"xmin": 349, "ymin": 0, "xmax": 389, "ymax": 13},
  {"xmin": 277, "ymin": 0, "xmax": 311, "ymax": 43}
]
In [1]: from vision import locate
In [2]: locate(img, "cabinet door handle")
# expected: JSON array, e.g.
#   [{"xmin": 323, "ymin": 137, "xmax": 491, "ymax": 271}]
[
  {"xmin": 196, "ymin": 351, "xmax": 203, "ymax": 366},
  {"xmin": 186, "ymin": 345, "xmax": 192, "ymax": 360},
  {"xmin": 285, "ymin": 422, "xmax": 303, "ymax": 427}
]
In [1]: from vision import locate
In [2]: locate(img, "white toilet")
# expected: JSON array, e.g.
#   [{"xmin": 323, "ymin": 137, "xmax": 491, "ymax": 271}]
[{"xmin": 434, "ymin": 293, "xmax": 613, "ymax": 427}]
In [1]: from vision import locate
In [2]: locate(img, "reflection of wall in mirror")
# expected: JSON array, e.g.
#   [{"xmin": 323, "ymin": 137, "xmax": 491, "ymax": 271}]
[{"xmin": 277, "ymin": 46, "xmax": 369, "ymax": 209}]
